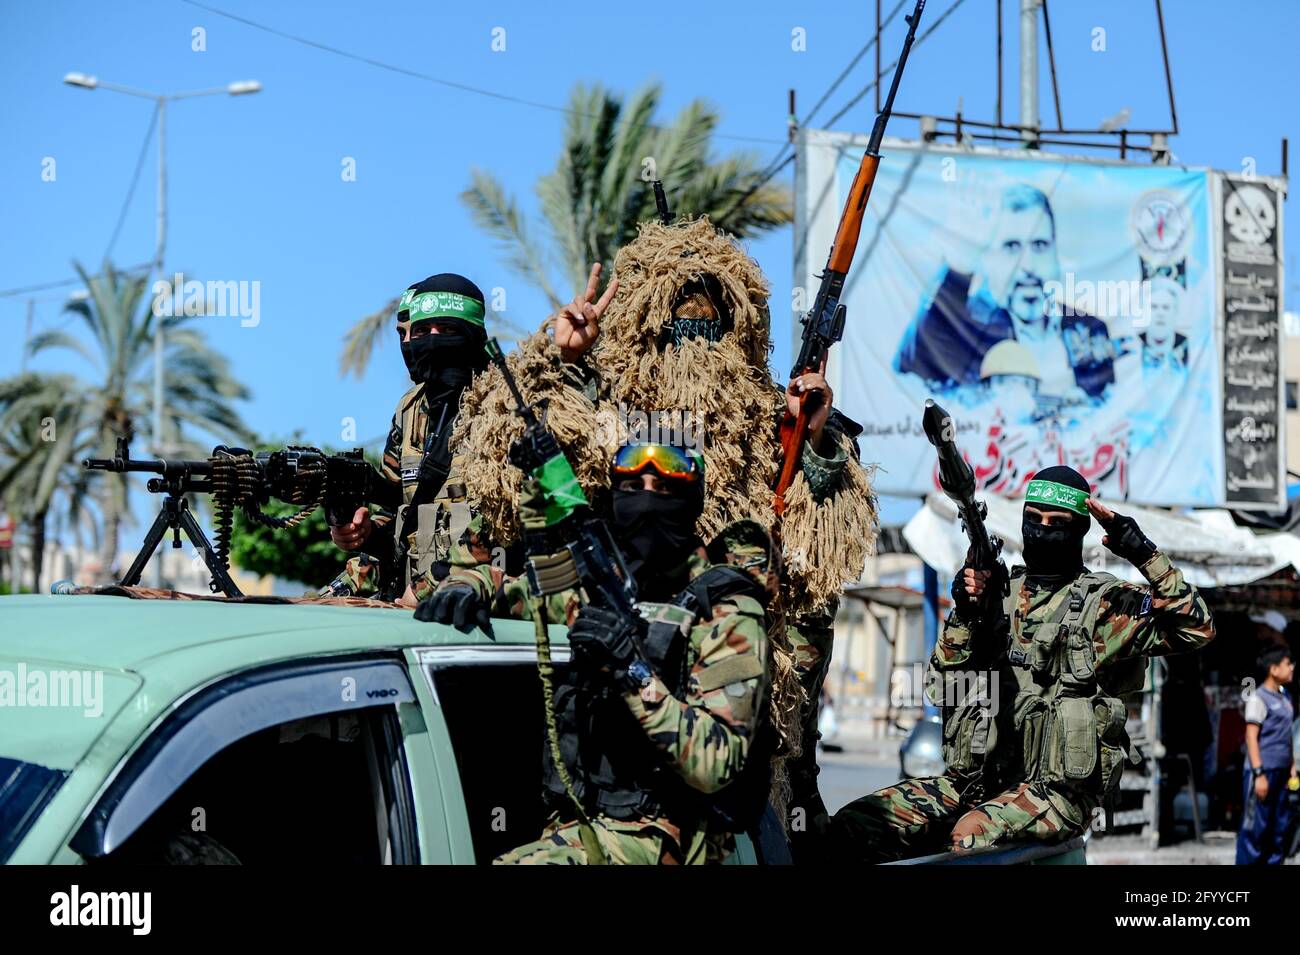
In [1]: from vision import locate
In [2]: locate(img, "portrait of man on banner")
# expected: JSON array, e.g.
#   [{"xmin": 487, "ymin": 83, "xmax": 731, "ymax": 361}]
[{"xmin": 892, "ymin": 182, "xmax": 1116, "ymax": 407}]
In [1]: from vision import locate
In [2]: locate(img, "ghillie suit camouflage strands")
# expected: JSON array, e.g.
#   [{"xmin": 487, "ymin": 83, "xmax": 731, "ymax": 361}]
[{"xmin": 453, "ymin": 320, "xmax": 617, "ymax": 542}]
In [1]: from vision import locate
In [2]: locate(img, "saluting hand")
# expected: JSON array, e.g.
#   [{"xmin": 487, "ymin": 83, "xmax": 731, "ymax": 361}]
[
  {"xmin": 554, "ymin": 262, "xmax": 618, "ymax": 362},
  {"xmin": 1086, "ymin": 498, "xmax": 1157, "ymax": 567}
]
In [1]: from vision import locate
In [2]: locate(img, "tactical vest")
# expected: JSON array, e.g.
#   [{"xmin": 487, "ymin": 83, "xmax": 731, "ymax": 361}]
[
  {"xmin": 941, "ymin": 569, "xmax": 1144, "ymax": 799},
  {"xmin": 542, "ymin": 565, "xmax": 774, "ymax": 832},
  {"xmin": 390, "ymin": 384, "xmax": 473, "ymax": 588}
]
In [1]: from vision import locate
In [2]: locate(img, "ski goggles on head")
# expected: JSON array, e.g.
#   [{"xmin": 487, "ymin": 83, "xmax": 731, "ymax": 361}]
[{"xmin": 611, "ymin": 443, "xmax": 704, "ymax": 482}]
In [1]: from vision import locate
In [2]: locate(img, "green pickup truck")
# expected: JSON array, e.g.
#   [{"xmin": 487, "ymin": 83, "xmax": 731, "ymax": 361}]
[{"xmin": 0, "ymin": 593, "xmax": 774, "ymax": 865}]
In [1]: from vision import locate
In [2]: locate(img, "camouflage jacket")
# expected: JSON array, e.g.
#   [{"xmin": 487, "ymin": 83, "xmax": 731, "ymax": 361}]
[
  {"xmin": 334, "ymin": 382, "xmax": 481, "ymax": 602},
  {"xmin": 931, "ymin": 551, "xmax": 1214, "ymax": 793},
  {"xmin": 437, "ymin": 514, "xmax": 773, "ymax": 852},
  {"xmin": 933, "ymin": 551, "xmax": 1215, "ymax": 677}
]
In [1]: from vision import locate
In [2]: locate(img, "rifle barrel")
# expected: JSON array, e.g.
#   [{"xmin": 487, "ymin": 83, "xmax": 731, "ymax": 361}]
[{"xmin": 868, "ymin": 0, "xmax": 927, "ymax": 156}]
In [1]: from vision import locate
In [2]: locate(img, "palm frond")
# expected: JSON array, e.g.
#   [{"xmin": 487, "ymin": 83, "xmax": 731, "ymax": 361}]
[
  {"xmin": 460, "ymin": 170, "xmax": 563, "ymax": 308},
  {"xmin": 340, "ymin": 296, "xmax": 399, "ymax": 380}
]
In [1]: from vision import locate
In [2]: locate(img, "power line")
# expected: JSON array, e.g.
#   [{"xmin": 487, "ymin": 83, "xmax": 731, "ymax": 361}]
[
  {"xmin": 801, "ymin": 0, "xmax": 908, "ymax": 129},
  {"xmin": 103, "ymin": 102, "xmax": 160, "ymax": 264},
  {"xmin": 722, "ymin": 0, "xmax": 967, "ymax": 223},
  {"xmin": 177, "ymin": 0, "xmax": 786, "ymax": 147},
  {"xmin": 740, "ymin": 3, "xmax": 908, "ymax": 216},
  {"xmin": 0, "ymin": 263, "xmax": 152, "ymax": 300},
  {"xmin": 822, "ymin": 0, "xmax": 972, "ymax": 130}
]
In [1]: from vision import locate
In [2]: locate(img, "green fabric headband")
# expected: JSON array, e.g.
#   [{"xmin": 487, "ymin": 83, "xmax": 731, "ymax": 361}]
[
  {"xmin": 398, "ymin": 289, "xmax": 486, "ymax": 327},
  {"xmin": 1025, "ymin": 479, "xmax": 1090, "ymax": 516}
]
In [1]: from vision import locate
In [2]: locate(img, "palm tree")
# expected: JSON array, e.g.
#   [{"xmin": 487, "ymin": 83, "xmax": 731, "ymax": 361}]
[
  {"xmin": 0, "ymin": 373, "xmax": 99, "ymax": 590},
  {"xmin": 20, "ymin": 262, "xmax": 252, "ymax": 572},
  {"xmin": 339, "ymin": 82, "xmax": 792, "ymax": 377}
]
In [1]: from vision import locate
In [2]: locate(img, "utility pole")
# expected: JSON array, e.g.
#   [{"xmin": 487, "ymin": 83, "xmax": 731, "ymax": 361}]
[
  {"xmin": 154, "ymin": 97, "xmax": 166, "ymax": 461},
  {"xmin": 1020, "ymin": 0, "xmax": 1039, "ymax": 148},
  {"xmin": 63, "ymin": 72, "xmax": 260, "ymax": 587}
]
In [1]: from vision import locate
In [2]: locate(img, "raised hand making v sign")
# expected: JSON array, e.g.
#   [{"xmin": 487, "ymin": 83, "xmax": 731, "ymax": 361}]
[{"xmin": 554, "ymin": 262, "xmax": 618, "ymax": 362}]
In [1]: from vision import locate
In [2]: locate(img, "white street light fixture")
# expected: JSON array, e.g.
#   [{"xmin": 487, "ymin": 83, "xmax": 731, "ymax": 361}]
[
  {"xmin": 63, "ymin": 72, "xmax": 98, "ymax": 90},
  {"xmin": 227, "ymin": 80, "xmax": 262, "ymax": 96}
]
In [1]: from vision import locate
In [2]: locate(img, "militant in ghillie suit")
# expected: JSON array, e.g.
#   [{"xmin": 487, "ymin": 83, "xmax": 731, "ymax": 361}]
[
  {"xmin": 452, "ymin": 216, "xmax": 879, "ymax": 827},
  {"xmin": 831, "ymin": 466, "xmax": 1215, "ymax": 861}
]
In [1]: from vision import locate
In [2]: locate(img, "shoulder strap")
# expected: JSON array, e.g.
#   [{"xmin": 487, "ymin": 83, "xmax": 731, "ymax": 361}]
[
  {"xmin": 1056, "ymin": 573, "xmax": 1114, "ymax": 686},
  {"xmin": 1003, "ymin": 571, "xmax": 1025, "ymax": 618},
  {"xmin": 679, "ymin": 565, "xmax": 768, "ymax": 621}
]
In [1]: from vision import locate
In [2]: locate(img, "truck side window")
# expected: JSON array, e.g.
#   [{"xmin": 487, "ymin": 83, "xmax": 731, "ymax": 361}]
[
  {"xmin": 432, "ymin": 664, "xmax": 555, "ymax": 863},
  {"xmin": 91, "ymin": 707, "xmax": 413, "ymax": 865}
]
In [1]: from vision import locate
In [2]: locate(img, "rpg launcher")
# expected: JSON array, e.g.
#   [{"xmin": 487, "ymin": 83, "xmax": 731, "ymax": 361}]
[
  {"xmin": 83, "ymin": 437, "xmax": 398, "ymax": 597},
  {"xmin": 774, "ymin": 0, "xmax": 926, "ymax": 515},
  {"xmin": 921, "ymin": 398, "xmax": 1009, "ymax": 629}
]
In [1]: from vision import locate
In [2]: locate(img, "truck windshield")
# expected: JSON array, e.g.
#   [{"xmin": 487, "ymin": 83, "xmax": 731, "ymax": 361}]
[{"xmin": 0, "ymin": 757, "xmax": 68, "ymax": 863}]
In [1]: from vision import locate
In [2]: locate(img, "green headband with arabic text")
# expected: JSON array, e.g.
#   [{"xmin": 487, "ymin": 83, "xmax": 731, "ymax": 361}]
[
  {"xmin": 398, "ymin": 289, "xmax": 486, "ymax": 327},
  {"xmin": 1024, "ymin": 479, "xmax": 1090, "ymax": 516}
]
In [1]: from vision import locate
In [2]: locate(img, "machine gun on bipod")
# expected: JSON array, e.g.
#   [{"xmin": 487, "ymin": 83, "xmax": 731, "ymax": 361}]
[{"xmin": 84, "ymin": 437, "xmax": 399, "ymax": 597}]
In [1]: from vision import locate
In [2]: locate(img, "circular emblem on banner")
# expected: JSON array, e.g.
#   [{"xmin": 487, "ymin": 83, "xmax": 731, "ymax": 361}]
[
  {"xmin": 1130, "ymin": 190, "xmax": 1190, "ymax": 265},
  {"xmin": 1224, "ymin": 184, "xmax": 1275, "ymax": 246}
]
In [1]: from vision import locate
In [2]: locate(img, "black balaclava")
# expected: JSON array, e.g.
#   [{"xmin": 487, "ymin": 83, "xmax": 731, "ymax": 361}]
[
  {"xmin": 398, "ymin": 273, "xmax": 489, "ymax": 399},
  {"xmin": 1021, "ymin": 464, "xmax": 1092, "ymax": 587},
  {"xmin": 612, "ymin": 478, "xmax": 704, "ymax": 601}
]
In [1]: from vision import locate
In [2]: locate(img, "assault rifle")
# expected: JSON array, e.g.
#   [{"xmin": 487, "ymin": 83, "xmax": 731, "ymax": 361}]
[
  {"xmin": 84, "ymin": 437, "xmax": 398, "ymax": 597},
  {"xmin": 774, "ymin": 0, "xmax": 926, "ymax": 514},
  {"xmin": 485, "ymin": 336, "xmax": 640, "ymax": 865},
  {"xmin": 484, "ymin": 338, "xmax": 637, "ymax": 614}
]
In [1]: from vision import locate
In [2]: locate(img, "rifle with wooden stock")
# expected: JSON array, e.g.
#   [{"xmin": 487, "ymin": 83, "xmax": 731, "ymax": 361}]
[{"xmin": 774, "ymin": 0, "xmax": 926, "ymax": 514}]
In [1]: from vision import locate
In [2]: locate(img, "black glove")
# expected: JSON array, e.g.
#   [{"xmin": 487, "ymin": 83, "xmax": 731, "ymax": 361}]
[
  {"xmin": 950, "ymin": 554, "xmax": 1006, "ymax": 623},
  {"xmin": 508, "ymin": 423, "xmax": 563, "ymax": 474},
  {"xmin": 1098, "ymin": 511, "xmax": 1157, "ymax": 567},
  {"xmin": 950, "ymin": 568, "xmax": 980, "ymax": 622},
  {"xmin": 414, "ymin": 583, "xmax": 494, "ymax": 637},
  {"xmin": 567, "ymin": 605, "xmax": 646, "ymax": 688}
]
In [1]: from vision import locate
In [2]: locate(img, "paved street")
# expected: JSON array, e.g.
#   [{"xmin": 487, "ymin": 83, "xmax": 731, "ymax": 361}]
[{"xmin": 815, "ymin": 730, "xmax": 906, "ymax": 815}]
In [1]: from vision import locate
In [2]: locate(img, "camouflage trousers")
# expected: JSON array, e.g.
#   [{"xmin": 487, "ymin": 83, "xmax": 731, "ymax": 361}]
[
  {"xmin": 495, "ymin": 814, "xmax": 728, "ymax": 865},
  {"xmin": 320, "ymin": 552, "xmax": 440, "ymax": 603},
  {"xmin": 785, "ymin": 616, "xmax": 835, "ymax": 860},
  {"xmin": 321, "ymin": 553, "xmax": 386, "ymax": 598},
  {"xmin": 829, "ymin": 774, "xmax": 1094, "ymax": 863}
]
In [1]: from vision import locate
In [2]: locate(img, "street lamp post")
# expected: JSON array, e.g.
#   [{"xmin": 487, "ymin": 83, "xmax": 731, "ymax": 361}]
[
  {"xmin": 63, "ymin": 72, "xmax": 260, "ymax": 585},
  {"xmin": 63, "ymin": 72, "xmax": 261, "ymax": 457}
]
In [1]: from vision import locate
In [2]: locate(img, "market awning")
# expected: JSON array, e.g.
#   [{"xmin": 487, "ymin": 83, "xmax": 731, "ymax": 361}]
[{"xmin": 902, "ymin": 494, "xmax": 1300, "ymax": 588}]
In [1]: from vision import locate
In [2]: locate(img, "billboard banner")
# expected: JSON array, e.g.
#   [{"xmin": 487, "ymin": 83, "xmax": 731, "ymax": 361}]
[
  {"xmin": 1218, "ymin": 176, "xmax": 1285, "ymax": 508},
  {"xmin": 794, "ymin": 131, "xmax": 1283, "ymax": 510}
]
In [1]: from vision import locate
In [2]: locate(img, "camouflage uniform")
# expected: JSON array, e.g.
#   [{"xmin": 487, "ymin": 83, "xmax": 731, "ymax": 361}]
[
  {"xmin": 326, "ymin": 382, "xmax": 484, "ymax": 602},
  {"xmin": 511, "ymin": 361, "xmax": 857, "ymax": 849},
  {"xmin": 831, "ymin": 550, "xmax": 1214, "ymax": 862},
  {"xmin": 782, "ymin": 430, "xmax": 854, "ymax": 854},
  {"xmin": 445, "ymin": 519, "xmax": 774, "ymax": 865}
]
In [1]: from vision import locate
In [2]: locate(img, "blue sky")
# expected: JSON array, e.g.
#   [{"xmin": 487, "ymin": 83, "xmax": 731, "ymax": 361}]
[{"xmin": 2, "ymin": 0, "xmax": 1297, "ymax": 526}]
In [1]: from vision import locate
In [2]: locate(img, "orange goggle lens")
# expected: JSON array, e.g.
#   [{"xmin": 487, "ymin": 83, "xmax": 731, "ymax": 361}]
[{"xmin": 611, "ymin": 444, "xmax": 703, "ymax": 482}]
